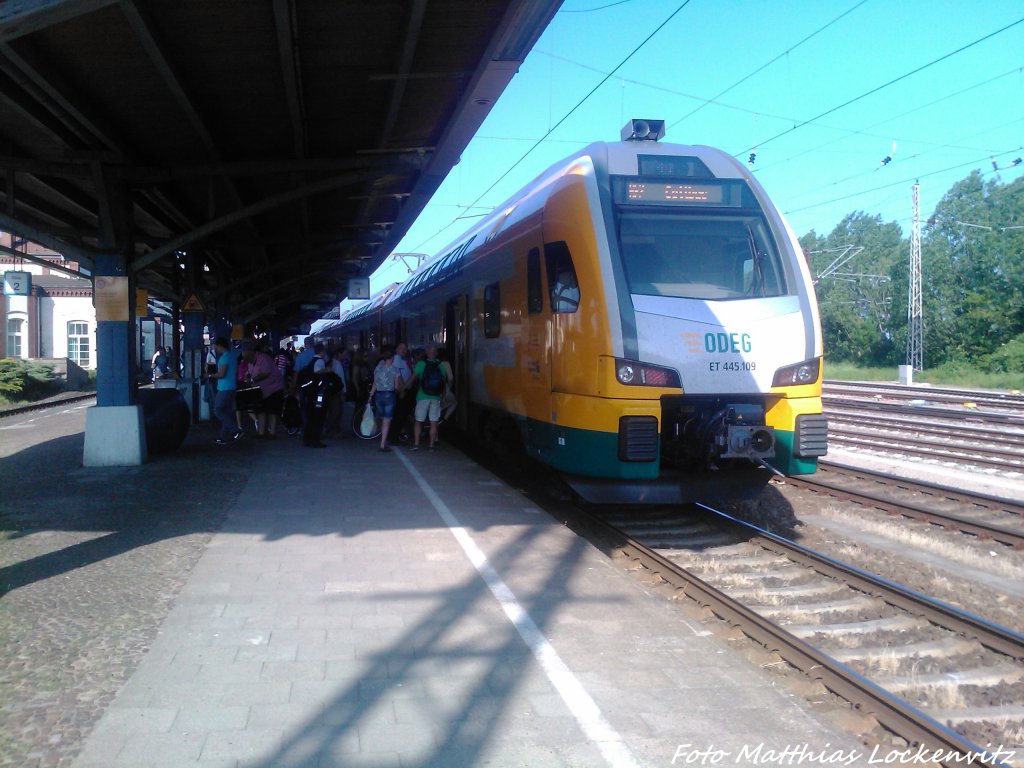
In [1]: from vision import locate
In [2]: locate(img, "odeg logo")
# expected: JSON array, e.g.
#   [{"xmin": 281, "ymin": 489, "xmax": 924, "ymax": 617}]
[{"xmin": 704, "ymin": 332, "xmax": 752, "ymax": 354}]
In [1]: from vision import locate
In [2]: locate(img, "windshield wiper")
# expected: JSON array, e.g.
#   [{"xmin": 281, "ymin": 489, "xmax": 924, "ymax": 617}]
[{"xmin": 746, "ymin": 225, "xmax": 766, "ymax": 297}]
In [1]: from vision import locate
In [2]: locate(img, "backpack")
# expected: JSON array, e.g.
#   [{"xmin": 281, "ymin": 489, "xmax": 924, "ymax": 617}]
[
  {"xmin": 295, "ymin": 355, "xmax": 321, "ymax": 389},
  {"xmin": 420, "ymin": 359, "xmax": 445, "ymax": 396}
]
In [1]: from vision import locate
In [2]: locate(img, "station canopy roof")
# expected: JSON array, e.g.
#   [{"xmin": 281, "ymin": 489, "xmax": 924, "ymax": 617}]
[{"xmin": 0, "ymin": 0, "xmax": 561, "ymax": 333}]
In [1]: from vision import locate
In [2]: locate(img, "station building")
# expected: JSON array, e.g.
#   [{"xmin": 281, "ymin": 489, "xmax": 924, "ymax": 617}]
[
  {"xmin": 1, "ymin": 234, "xmax": 95, "ymax": 371},
  {"xmin": 2, "ymin": 234, "xmax": 175, "ymax": 380}
]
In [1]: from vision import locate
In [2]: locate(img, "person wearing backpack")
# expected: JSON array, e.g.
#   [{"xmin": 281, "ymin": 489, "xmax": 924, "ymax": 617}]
[{"xmin": 410, "ymin": 342, "xmax": 447, "ymax": 452}]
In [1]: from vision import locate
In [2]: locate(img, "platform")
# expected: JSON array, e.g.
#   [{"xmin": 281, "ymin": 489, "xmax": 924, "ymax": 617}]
[{"xmin": 1, "ymin": 406, "xmax": 865, "ymax": 767}]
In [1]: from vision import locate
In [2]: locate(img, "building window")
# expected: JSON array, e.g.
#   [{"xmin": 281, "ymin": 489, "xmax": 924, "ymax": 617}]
[
  {"xmin": 7, "ymin": 317, "xmax": 24, "ymax": 358},
  {"xmin": 68, "ymin": 321, "xmax": 90, "ymax": 367}
]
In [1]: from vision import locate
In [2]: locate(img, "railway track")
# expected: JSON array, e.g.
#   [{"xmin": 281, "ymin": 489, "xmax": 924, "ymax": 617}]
[
  {"xmin": 827, "ymin": 409, "xmax": 1024, "ymax": 450},
  {"xmin": 565, "ymin": 503, "xmax": 1024, "ymax": 766},
  {"xmin": 827, "ymin": 418, "xmax": 1024, "ymax": 473},
  {"xmin": 824, "ymin": 384, "xmax": 1024, "ymax": 473},
  {"xmin": 823, "ymin": 394, "xmax": 1024, "ymax": 428},
  {"xmin": 0, "ymin": 392, "xmax": 95, "ymax": 418},
  {"xmin": 824, "ymin": 380, "xmax": 1024, "ymax": 416},
  {"xmin": 783, "ymin": 461, "xmax": 1024, "ymax": 549}
]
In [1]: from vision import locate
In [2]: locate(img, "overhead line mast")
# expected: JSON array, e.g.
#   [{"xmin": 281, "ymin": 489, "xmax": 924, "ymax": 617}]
[{"xmin": 907, "ymin": 181, "xmax": 923, "ymax": 372}]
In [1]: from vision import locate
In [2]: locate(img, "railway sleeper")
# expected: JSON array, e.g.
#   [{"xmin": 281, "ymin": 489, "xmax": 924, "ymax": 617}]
[
  {"xmin": 829, "ymin": 637, "xmax": 978, "ymax": 663},
  {"xmin": 750, "ymin": 594, "xmax": 880, "ymax": 619},
  {"xmin": 647, "ymin": 532, "xmax": 736, "ymax": 550},
  {"xmin": 667, "ymin": 546, "xmax": 788, "ymax": 564},
  {"xmin": 725, "ymin": 581, "xmax": 848, "ymax": 601},
  {"xmin": 884, "ymin": 664, "xmax": 1024, "ymax": 692},
  {"xmin": 609, "ymin": 521, "xmax": 713, "ymax": 536},
  {"xmin": 928, "ymin": 704, "xmax": 1024, "ymax": 726},
  {"xmin": 700, "ymin": 567, "xmax": 809, "ymax": 587},
  {"xmin": 787, "ymin": 614, "xmax": 922, "ymax": 639}
]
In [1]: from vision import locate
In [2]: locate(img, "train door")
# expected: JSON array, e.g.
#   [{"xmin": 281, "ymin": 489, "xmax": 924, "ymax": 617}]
[
  {"xmin": 544, "ymin": 240, "xmax": 580, "ymax": 393},
  {"xmin": 522, "ymin": 244, "xmax": 553, "ymax": 452},
  {"xmin": 444, "ymin": 295, "xmax": 469, "ymax": 431}
]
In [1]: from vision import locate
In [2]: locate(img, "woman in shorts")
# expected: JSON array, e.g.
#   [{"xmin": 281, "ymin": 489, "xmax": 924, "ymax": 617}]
[{"xmin": 368, "ymin": 345, "xmax": 405, "ymax": 452}]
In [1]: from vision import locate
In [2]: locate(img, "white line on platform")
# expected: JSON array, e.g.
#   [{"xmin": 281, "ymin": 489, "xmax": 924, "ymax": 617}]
[{"xmin": 395, "ymin": 449, "xmax": 642, "ymax": 768}]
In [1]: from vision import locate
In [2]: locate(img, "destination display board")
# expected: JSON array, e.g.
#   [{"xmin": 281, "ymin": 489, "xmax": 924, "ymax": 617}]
[
  {"xmin": 613, "ymin": 177, "xmax": 754, "ymax": 208},
  {"xmin": 624, "ymin": 181, "xmax": 725, "ymax": 205}
]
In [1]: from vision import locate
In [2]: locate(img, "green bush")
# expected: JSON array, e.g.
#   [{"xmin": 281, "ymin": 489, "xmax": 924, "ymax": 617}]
[
  {"xmin": 0, "ymin": 358, "xmax": 63, "ymax": 403},
  {"xmin": 979, "ymin": 334, "xmax": 1024, "ymax": 375}
]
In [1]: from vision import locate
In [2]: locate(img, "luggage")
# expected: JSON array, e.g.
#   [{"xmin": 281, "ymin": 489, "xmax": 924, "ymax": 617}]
[
  {"xmin": 352, "ymin": 402, "xmax": 381, "ymax": 440},
  {"xmin": 235, "ymin": 385, "xmax": 263, "ymax": 411},
  {"xmin": 281, "ymin": 394, "xmax": 301, "ymax": 435}
]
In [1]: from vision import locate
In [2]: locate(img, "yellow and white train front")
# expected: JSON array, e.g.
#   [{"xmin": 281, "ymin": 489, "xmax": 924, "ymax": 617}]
[{"xmin": 542, "ymin": 128, "xmax": 826, "ymax": 497}]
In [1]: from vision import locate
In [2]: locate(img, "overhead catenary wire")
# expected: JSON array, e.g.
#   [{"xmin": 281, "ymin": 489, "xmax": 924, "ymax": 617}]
[
  {"xmin": 520, "ymin": 49, "xmax": 1022, "ymax": 221},
  {"xmin": 783, "ymin": 147, "xmax": 1024, "ymax": 216},
  {"xmin": 410, "ymin": 0, "xmax": 693, "ymax": 254},
  {"xmin": 403, "ymin": 6, "xmax": 1022, "ymax": 260},
  {"xmin": 787, "ymin": 114, "xmax": 1024, "ymax": 201},
  {"xmin": 668, "ymin": 0, "xmax": 870, "ymax": 130},
  {"xmin": 742, "ymin": 15, "xmax": 1024, "ymax": 155},
  {"xmin": 754, "ymin": 65, "xmax": 1024, "ymax": 179}
]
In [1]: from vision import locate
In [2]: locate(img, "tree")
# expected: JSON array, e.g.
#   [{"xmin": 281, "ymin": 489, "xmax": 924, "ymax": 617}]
[
  {"xmin": 923, "ymin": 172, "xmax": 1024, "ymax": 367},
  {"xmin": 805, "ymin": 213, "xmax": 904, "ymax": 365},
  {"xmin": 798, "ymin": 171, "xmax": 1023, "ymax": 372}
]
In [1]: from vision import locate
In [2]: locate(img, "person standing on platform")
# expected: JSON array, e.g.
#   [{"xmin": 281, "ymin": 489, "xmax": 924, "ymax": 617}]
[
  {"xmin": 151, "ymin": 346, "xmax": 169, "ymax": 380},
  {"xmin": 274, "ymin": 346, "xmax": 293, "ymax": 387},
  {"xmin": 208, "ymin": 337, "xmax": 241, "ymax": 444},
  {"xmin": 437, "ymin": 349, "xmax": 457, "ymax": 425},
  {"xmin": 410, "ymin": 342, "xmax": 447, "ymax": 452},
  {"xmin": 292, "ymin": 337, "xmax": 315, "ymax": 375},
  {"xmin": 368, "ymin": 345, "xmax": 404, "ymax": 452},
  {"xmin": 203, "ymin": 344, "xmax": 218, "ymax": 412},
  {"xmin": 391, "ymin": 341, "xmax": 413, "ymax": 442},
  {"xmin": 247, "ymin": 344, "xmax": 286, "ymax": 438},
  {"xmin": 235, "ymin": 344, "xmax": 254, "ymax": 434},
  {"xmin": 350, "ymin": 349, "xmax": 371, "ymax": 403},
  {"xmin": 325, "ymin": 348, "xmax": 348, "ymax": 437}
]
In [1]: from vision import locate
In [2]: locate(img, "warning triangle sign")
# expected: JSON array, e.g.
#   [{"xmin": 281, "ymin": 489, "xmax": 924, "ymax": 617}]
[{"xmin": 181, "ymin": 293, "xmax": 205, "ymax": 312}]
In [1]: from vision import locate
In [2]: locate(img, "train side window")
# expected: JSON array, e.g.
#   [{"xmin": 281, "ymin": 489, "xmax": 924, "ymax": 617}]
[
  {"xmin": 544, "ymin": 241, "xmax": 579, "ymax": 313},
  {"xmin": 527, "ymin": 247, "xmax": 543, "ymax": 314},
  {"xmin": 484, "ymin": 282, "xmax": 501, "ymax": 338}
]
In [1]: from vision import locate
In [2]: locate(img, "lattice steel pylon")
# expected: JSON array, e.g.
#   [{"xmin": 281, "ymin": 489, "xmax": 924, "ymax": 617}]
[{"xmin": 906, "ymin": 182, "xmax": 923, "ymax": 371}]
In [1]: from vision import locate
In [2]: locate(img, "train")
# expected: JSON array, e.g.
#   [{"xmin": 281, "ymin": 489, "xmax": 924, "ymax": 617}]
[{"xmin": 328, "ymin": 119, "xmax": 827, "ymax": 503}]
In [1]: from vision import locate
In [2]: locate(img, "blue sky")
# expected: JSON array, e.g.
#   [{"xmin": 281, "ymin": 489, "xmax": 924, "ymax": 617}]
[{"xmin": 369, "ymin": 0, "xmax": 1023, "ymax": 291}]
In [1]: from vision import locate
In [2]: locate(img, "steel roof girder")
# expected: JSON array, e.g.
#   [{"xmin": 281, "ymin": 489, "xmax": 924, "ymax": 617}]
[
  {"xmin": 129, "ymin": 170, "xmax": 369, "ymax": 274},
  {"xmin": 0, "ymin": 208, "xmax": 95, "ymax": 266},
  {"xmin": 0, "ymin": 0, "xmax": 118, "ymax": 44}
]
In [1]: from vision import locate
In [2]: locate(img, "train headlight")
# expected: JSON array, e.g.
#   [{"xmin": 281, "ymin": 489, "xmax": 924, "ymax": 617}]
[
  {"xmin": 615, "ymin": 359, "xmax": 681, "ymax": 388},
  {"xmin": 772, "ymin": 358, "xmax": 820, "ymax": 387},
  {"xmin": 617, "ymin": 363, "xmax": 637, "ymax": 384}
]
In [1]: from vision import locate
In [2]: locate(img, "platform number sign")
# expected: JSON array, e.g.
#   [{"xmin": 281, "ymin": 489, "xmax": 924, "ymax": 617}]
[
  {"xmin": 3, "ymin": 271, "xmax": 31, "ymax": 295},
  {"xmin": 347, "ymin": 278, "xmax": 370, "ymax": 300}
]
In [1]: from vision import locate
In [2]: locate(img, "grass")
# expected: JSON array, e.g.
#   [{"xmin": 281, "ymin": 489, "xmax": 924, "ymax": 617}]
[
  {"xmin": 824, "ymin": 361, "xmax": 1023, "ymax": 391},
  {"xmin": 821, "ymin": 506, "xmax": 1024, "ymax": 581}
]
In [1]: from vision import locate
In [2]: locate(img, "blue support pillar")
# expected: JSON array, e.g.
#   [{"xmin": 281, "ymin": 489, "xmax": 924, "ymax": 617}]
[
  {"xmin": 84, "ymin": 248, "xmax": 147, "ymax": 464},
  {"xmin": 93, "ymin": 253, "xmax": 136, "ymax": 407}
]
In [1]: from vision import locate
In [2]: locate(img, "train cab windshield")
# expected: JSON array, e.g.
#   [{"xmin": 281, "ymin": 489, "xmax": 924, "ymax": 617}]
[
  {"xmin": 617, "ymin": 211, "xmax": 788, "ymax": 300},
  {"xmin": 612, "ymin": 175, "xmax": 789, "ymax": 301}
]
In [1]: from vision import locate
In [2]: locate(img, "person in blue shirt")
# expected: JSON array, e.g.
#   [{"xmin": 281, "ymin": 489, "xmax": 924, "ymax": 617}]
[
  {"xmin": 292, "ymin": 337, "xmax": 315, "ymax": 376},
  {"xmin": 208, "ymin": 337, "xmax": 242, "ymax": 444}
]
